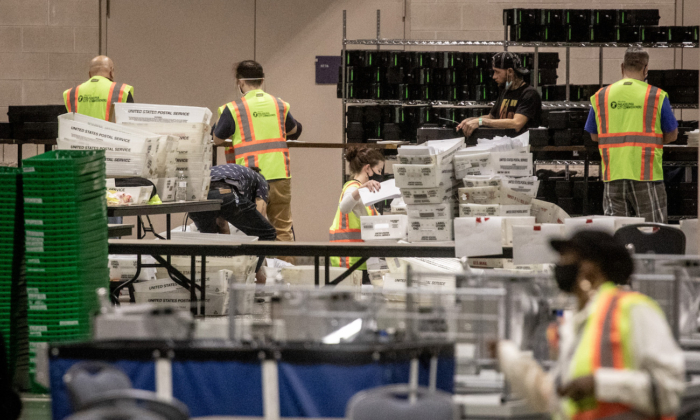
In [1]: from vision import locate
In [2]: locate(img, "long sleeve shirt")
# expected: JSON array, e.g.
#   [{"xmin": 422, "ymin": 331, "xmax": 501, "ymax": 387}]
[
  {"xmin": 338, "ymin": 184, "xmax": 373, "ymax": 218},
  {"xmin": 497, "ymin": 287, "xmax": 685, "ymax": 418}
]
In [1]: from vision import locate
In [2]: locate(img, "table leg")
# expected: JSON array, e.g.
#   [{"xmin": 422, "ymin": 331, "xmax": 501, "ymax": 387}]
[
  {"xmin": 111, "ymin": 253, "xmax": 142, "ymax": 303},
  {"xmin": 324, "ymin": 255, "xmax": 330, "ymax": 285},
  {"xmin": 200, "ymin": 254, "xmax": 206, "ymax": 317},
  {"xmin": 190, "ymin": 255, "xmax": 197, "ymax": 316},
  {"xmin": 137, "ymin": 216, "xmax": 144, "ymax": 240},
  {"xmin": 329, "ymin": 257, "xmax": 367, "ymax": 286},
  {"xmin": 314, "ymin": 256, "xmax": 320, "ymax": 287}
]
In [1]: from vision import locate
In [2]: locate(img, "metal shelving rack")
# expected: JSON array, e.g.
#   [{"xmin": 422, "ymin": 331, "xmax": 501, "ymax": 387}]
[{"xmin": 340, "ymin": 10, "xmax": 699, "ymax": 216}]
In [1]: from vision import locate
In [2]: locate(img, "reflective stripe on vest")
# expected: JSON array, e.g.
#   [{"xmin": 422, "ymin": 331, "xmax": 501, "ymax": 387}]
[
  {"xmin": 220, "ymin": 91, "xmax": 290, "ymax": 180},
  {"xmin": 329, "ymin": 180, "xmax": 377, "ymax": 269},
  {"xmin": 591, "ymin": 80, "xmax": 666, "ymax": 182},
  {"xmin": 564, "ymin": 283, "xmax": 674, "ymax": 420}
]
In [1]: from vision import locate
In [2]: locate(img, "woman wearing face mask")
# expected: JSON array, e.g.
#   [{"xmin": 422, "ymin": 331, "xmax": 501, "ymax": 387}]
[
  {"xmin": 492, "ymin": 230, "xmax": 685, "ymax": 420},
  {"xmin": 328, "ymin": 146, "xmax": 385, "ymax": 283},
  {"xmin": 456, "ymin": 51, "xmax": 542, "ymax": 138}
]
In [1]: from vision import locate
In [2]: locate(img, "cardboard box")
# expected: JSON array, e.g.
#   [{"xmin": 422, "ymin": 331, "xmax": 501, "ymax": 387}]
[
  {"xmin": 500, "ymin": 205, "xmax": 531, "ymax": 217},
  {"xmin": 394, "ymin": 163, "xmax": 454, "ymax": 188},
  {"xmin": 502, "ymin": 216, "xmax": 536, "ymax": 246},
  {"xmin": 512, "ymin": 224, "xmax": 565, "ymax": 264},
  {"xmin": 458, "ymin": 186, "xmax": 500, "ymax": 204},
  {"xmin": 407, "ymin": 218, "xmax": 453, "ymax": 242},
  {"xmin": 397, "ymin": 138, "xmax": 464, "ymax": 166},
  {"xmin": 401, "ymin": 186, "xmax": 452, "ymax": 204},
  {"xmin": 135, "ymin": 290, "xmax": 229, "ymax": 316},
  {"xmin": 453, "ymin": 152, "xmax": 492, "ymax": 179},
  {"xmin": 405, "ymin": 202, "xmax": 453, "ymax": 219},
  {"xmin": 360, "ymin": 215, "xmax": 408, "ymax": 240},
  {"xmin": 467, "ymin": 258, "xmax": 509, "ymax": 269},
  {"xmin": 488, "ymin": 151, "xmax": 533, "ymax": 177},
  {"xmin": 115, "ymin": 103, "xmax": 213, "ymax": 125},
  {"xmin": 459, "ymin": 203, "xmax": 500, "ymax": 217},
  {"xmin": 263, "ymin": 266, "xmax": 361, "ymax": 287}
]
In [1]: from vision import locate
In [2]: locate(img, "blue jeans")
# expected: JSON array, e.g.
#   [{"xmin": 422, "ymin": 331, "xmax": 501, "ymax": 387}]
[{"xmin": 189, "ymin": 183, "xmax": 277, "ymax": 272}]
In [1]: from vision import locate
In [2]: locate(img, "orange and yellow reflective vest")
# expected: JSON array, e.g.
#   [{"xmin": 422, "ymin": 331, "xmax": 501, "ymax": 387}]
[
  {"xmin": 590, "ymin": 79, "xmax": 667, "ymax": 182},
  {"xmin": 560, "ymin": 282, "xmax": 675, "ymax": 420},
  {"xmin": 329, "ymin": 180, "xmax": 378, "ymax": 269},
  {"xmin": 63, "ymin": 76, "xmax": 133, "ymax": 121},
  {"xmin": 218, "ymin": 90, "xmax": 291, "ymax": 181}
]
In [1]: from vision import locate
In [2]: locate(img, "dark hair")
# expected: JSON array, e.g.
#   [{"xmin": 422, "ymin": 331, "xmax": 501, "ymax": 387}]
[
  {"xmin": 345, "ymin": 146, "xmax": 385, "ymax": 175},
  {"xmin": 551, "ymin": 230, "xmax": 634, "ymax": 285},
  {"xmin": 249, "ymin": 166, "xmax": 262, "ymax": 173},
  {"xmin": 235, "ymin": 60, "xmax": 264, "ymax": 88},
  {"xmin": 623, "ymin": 47, "xmax": 649, "ymax": 72}
]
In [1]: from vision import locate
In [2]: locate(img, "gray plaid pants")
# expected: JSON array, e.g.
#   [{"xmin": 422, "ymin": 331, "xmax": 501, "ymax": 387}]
[{"xmin": 603, "ymin": 180, "xmax": 667, "ymax": 223}]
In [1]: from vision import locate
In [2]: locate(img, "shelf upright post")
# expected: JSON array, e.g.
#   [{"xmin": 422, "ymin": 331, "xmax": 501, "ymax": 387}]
[
  {"xmin": 341, "ymin": 10, "xmax": 347, "ymax": 185},
  {"xmin": 598, "ymin": 46, "xmax": 604, "ymax": 88},
  {"xmin": 533, "ymin": 47, "xmax": 539, "ymax": 89},
  {"xmin": 503, "ymin": 24, "xmax": 508, "ymax": 52},
  {"xmin": 565, "ymin": 47, "xmax": 570, "ymax": 101},
  {"xmin": 376, "ymin": 9, "xmax": 381, "ymax": 52}
]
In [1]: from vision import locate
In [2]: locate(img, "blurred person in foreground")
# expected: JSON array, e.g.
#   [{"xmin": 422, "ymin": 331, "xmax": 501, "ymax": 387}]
[{"xmin": 492, "ymin": 230, "xmax": 685, "ymax": 420}]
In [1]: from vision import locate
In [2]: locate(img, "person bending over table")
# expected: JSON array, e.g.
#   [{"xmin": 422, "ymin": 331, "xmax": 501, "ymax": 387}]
[
  {"xmin": 188, "ymin": 164, "xmax": 276, "ymax": 281},
  {"xmin": 457, "ymin": 51, "xmax": 542, "ymax": 138}
]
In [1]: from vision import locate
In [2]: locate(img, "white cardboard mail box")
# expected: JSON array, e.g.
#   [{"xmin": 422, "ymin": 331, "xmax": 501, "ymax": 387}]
[
  {"xmin": 405, "ymin": 202, "xmax": 453, "ymax": 219},
  {"xmin": 502, "ymin": 216, "xmax": 536, "ymax": 246},
  {"xmin": 565, "ymin": 216, "xmax": 645, "ymax": 236},
  {"xmin": 512, "ymin": 224, "xmax": 565, "ymax": 264},
  {"xmin": 488, "ymin": 151, "xmax": 533, "ymax": 177},
  {"xmin": 453, "ymin": 152, "xmax": 492, "ymax": 179},
  {"xmin": 394, "ymin": 163, "xmax": 454, "ymax": 188},
  {"xmin": 459, "ymin": 203, "xmax": 500, "ymax": 217},
  {"xmin": 115, "ymin": 103, "xmax": 212, "ymax": 125},
  {"xmin": 360, "ymin": 215, "xmax": 408, "ymax": 241},
  {"xmin": 407, "ymin": 218, "xmax": 453, "ymax": 242},
  {"xmin": 500, "ymin": 205, "xmax": 532, "ymax": 217},
  {"xmin": 401, "ymin": 186, "xmax": 452, "ymax": 204},
  {"xmin": 458, "ymin": 186, "xmax": 500, "ymax": 204}
]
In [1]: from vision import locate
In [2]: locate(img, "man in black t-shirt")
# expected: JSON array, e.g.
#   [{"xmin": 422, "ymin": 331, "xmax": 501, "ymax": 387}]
[{"xmin": 457, "ymin": 52, "xmax": 542, "ymax": 137}]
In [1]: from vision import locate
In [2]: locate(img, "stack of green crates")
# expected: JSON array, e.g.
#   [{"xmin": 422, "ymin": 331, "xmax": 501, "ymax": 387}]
[
  {"xmin": 22, "ymin": 150, "xmax": 108, "ymax": 387},
  {"xmin": 0, "ymin": 166, "xmax": 21, "ymax": 366}
]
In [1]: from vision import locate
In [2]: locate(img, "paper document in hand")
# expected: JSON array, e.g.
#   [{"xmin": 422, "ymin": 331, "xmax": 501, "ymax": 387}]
[{"xmin": 358, "ymin": 178, "xmax": 402, "ymax": 206}]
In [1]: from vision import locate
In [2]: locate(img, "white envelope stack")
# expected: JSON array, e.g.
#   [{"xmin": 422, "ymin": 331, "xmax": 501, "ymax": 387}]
[
  {"xmin": 115, "ymin": 103, "xmax": 214, "ymax": 201},
  {"xmin": 393, "ymin": 138, "xmax": 464, "ymax": 242}
]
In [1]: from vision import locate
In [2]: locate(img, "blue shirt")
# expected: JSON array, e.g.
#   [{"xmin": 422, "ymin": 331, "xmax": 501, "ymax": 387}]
[
  {"xmin": 210, "ymin": 164, "xmax": 269, "ymax": 203},
  {"xmin": 584, "ymin": 97, "xmax": 678, "ymax": 134}
]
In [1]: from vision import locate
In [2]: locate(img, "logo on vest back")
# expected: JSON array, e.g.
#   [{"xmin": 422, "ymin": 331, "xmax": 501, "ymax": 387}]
[
  {"xmin": 78, "ymin": 95, "xmax": 107, "ymax": 103},
  {"xmin": 610, "ymin": 101, "xmax": 640, "ymax": 110},
  {"xmin": 252, "ymin": 111, "xmax": 275, "ymax": 118}
]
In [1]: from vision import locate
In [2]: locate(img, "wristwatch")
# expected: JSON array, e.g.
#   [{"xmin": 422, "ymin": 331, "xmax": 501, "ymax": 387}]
[{"xmin": 478, "ymin": 117, "xmax": 483, "ymax": 127}]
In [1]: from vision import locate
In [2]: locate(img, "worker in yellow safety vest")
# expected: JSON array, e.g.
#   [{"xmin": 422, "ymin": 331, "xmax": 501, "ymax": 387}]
[
  {"xmin": 491, "ymin": 230, "xmax": 685, "ymax": 420},
  {"xmin": 213, "ymin": 61, "xmax": 303, "ymax": 258},
  {"xmin": 585, "ymin": 47, "xmax": 678, "ymax": 223},
  {"xmin": 63, "ymin": 55, "xmax": 134, "ymax": 120},
  {"xmin": 329, "ymin": 147, "xmax": 384, "ymax": 284}
]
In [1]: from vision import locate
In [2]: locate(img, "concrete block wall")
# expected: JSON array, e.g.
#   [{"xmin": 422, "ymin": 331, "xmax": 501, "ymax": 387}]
[{"xmin": 0, "ymin": 0, "xmax": 99, "ymax": 164}]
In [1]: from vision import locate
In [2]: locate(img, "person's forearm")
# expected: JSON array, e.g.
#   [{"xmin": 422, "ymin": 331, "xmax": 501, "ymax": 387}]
[
  {"xmin": 663, "ymin": 130, "xmax": 678, "ymax": 144},
  {"xmin": 498, "ymin": 341, "xmax": 554, "ymax": 413},
  {"xmin": 213, "ymin": 135, "xmax": 227, "ymax": 146},
  {"xmin": 483, "ymin": 117, "xmax": 524, "ymax": 131}
]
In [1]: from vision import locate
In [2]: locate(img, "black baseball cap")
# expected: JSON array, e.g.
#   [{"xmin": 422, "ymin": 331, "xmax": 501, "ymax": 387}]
[
  {"xmin": 492, "ymin": 52, "xmax": 530, "ymax": 76},
  {"xmin": 550, "ymin": 230, "xmax": 634, "ymax": 285}
]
